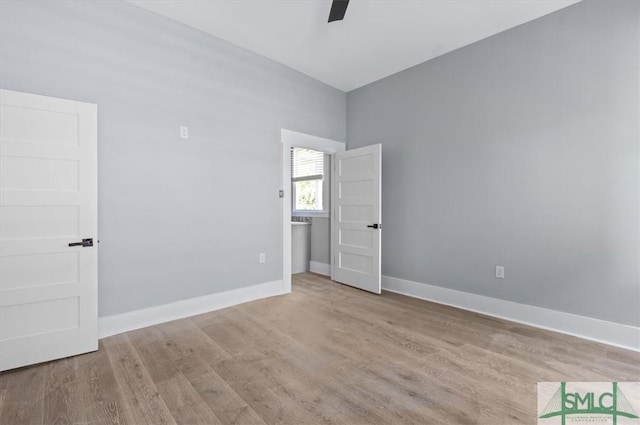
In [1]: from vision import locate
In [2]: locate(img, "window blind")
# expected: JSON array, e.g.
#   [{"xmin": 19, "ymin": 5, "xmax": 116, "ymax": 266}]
[{"xmin": 291, "ymin": 147, "xmax": 324, "ymax": 182}]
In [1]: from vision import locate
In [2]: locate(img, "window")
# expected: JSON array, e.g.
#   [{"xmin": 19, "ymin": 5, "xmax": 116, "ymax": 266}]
[{"xmin": 291, "ymin": 147, "xmax": 329, "ymax": 216}]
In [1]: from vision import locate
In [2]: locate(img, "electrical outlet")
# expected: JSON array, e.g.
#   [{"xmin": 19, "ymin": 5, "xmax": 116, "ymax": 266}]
[
  {"xmin": 180, "ymin": 126, "xmax": 189, "ymax": 139},
  {"xmin": 259, "ymin": 253, "xmax": 266, "ymax": 264},
  {"xmin": 496, "ymin": 266, "xmax": 505, "ymax": 279}
]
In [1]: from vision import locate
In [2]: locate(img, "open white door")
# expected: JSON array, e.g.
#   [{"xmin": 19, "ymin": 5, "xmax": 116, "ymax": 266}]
[
  {"xmin": 0, "ymin": 90, "xmax": 98, "ymax": 371},
  {"xmin": 331, "ymin": 144, "xmax": 381, "ymax": 294}
]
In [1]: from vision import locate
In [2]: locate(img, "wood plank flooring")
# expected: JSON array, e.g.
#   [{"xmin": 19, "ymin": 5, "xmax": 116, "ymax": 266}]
[{"xmin": 1, "ymin": 272, "xmax": 638, "ymax": 424}]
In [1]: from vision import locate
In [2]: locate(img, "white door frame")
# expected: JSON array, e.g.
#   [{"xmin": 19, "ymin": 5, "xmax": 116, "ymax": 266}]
[{"xmin": 281, "ymin": 129, "xmax": 345, "ymax": 292}]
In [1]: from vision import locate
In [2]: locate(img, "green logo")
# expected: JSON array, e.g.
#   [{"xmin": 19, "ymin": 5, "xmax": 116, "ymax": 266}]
[{"xmin": 539, "ymin": 382, "xmax": 639, "ymax": 425}]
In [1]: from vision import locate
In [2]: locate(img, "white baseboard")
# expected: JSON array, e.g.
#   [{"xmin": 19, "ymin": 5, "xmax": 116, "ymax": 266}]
[
  {"xmin": 382, "ymin": 275, "xmax": 640, "ymax": 352},
  {"xmin": 310, "ymin": 261, "xmax": 331, "ymax": 276},
  {"xmin": 99, "ymin": 280, "xmax": 288, "ymax": 339}
]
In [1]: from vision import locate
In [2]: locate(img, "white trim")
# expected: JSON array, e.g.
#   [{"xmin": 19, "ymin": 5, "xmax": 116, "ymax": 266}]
[
  {"xmin": 310, "ymin": 261, "xmax": 331, "ymax": 276},
  {"xmin": 291, "ymin": 210, "xmax": 329, "ymax": 218},
  {"xmin": 281, "ymin": 129, "xmax": 346, "ymax": 153},
  {"xmin": 281, "ymin": 129, "xmax": 345, "ymax": 292},
  {"xmin": 382, "ymin": 275, "xmax": 640, "ymax": 352},
  {"xmin": 99, "ymin": 280, "xmax": 287, "ymax": 339}
]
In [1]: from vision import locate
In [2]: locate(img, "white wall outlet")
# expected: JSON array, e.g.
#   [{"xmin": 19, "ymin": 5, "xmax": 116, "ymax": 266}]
[
  {"xmin": 259, "ymin": 253, "xmax": 266, "ymax": 264},
  {"xmin": 496, "ymin": 266, "xmax": 505, "ymax": 279},
  {"xmin": 180, "ymin": 126, "xmax": 189, "ymax": 139}
]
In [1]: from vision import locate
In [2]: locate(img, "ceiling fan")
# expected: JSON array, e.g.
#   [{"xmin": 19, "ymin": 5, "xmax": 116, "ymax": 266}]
[{"xmin": 328, "ymin": 0, "xmax": 349, "ymax": 22}]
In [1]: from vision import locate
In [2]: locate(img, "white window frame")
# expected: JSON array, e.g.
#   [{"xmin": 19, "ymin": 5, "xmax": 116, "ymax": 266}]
[{"xmin": 291, "ymin": 151, "xmax": 330, "ymax": 218}]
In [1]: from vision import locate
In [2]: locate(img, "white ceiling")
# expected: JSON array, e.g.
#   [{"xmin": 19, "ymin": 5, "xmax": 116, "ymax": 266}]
[{"xmin": 129, "ymin": 0, "xmax": 581, "ymax": 92}]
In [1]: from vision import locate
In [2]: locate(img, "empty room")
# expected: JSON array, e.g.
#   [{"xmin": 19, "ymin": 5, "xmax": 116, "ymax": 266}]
[{"xmin": 0, "ymin": 0, "xmax": 638, "ymax": 424}]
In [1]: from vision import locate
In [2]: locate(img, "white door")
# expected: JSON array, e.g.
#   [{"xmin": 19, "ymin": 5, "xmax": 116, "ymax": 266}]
[
  {"xmin": 331, "ymin": 144, "xmax": 381, "ymax": 294},
  {"xmin": 0, "ymin": 89, "xmax": 98, "ymax": 371}
]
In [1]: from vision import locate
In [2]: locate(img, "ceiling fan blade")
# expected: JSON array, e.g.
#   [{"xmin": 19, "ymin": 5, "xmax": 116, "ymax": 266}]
[{"xmin": 328, "ymin": 0, "xmax": 349, "ymax": 22}]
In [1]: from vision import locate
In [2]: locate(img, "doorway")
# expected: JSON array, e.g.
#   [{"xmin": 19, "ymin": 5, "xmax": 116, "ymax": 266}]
[
  {"xmin": 280, "ymin": 130, "xmax": 345, "ymax": 292},
  {"xmin": 290, "ymin": 146, "xmax": 331, "ymax": 277},
  {"xmin": 281, "ymin": 129, "xmax": 382, "ymax": 295}
]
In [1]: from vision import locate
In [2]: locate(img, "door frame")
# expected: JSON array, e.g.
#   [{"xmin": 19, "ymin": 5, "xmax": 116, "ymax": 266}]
[{"xmin": 281, "ymin": 129, "xmax": 345, "ymax": 292}]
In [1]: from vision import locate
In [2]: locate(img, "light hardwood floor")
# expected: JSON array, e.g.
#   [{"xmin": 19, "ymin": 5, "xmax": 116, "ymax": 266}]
[{"xmin": 1, "ymin": 273, "xmax": 638, "ymax": 425}]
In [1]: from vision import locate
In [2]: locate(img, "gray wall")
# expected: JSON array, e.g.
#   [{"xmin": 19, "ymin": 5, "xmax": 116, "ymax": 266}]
[
  {"xmin": 310, "ymin": 154, "xmax": 331, "ymax": 266},
  {"xmin": 310, "ymin": 217, "xmax": 330, "ymax": 265},
  {"xmin": 0, "ymin": 0, "xmax": 346, "ymax": 316},
  {"xmin": 347, "ymin": 0, "xmax": 639, "ymax": 326}
]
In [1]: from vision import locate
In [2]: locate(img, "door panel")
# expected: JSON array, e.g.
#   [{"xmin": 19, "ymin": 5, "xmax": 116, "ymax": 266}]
[
  {"xmin": 0, "ymin": 89, "xmax": 98, "ymax": 371},
  {"xmin": 331, "ymin": 144, "xmax": 381, "ymax": 294},
  {"xmin": 1, "ymin": 104, "xmax": 80, "ymax": 146},
  {"xmin": 1, "ymin": 252, "xmax": 79, "ymax": 290},
  {"xmin": 0, "ymin": 297, "xmax": 79, "ymax": 342},
  {"xmin": 1, "ymin": 156, "xmax": 79, "ymax": 191}
]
